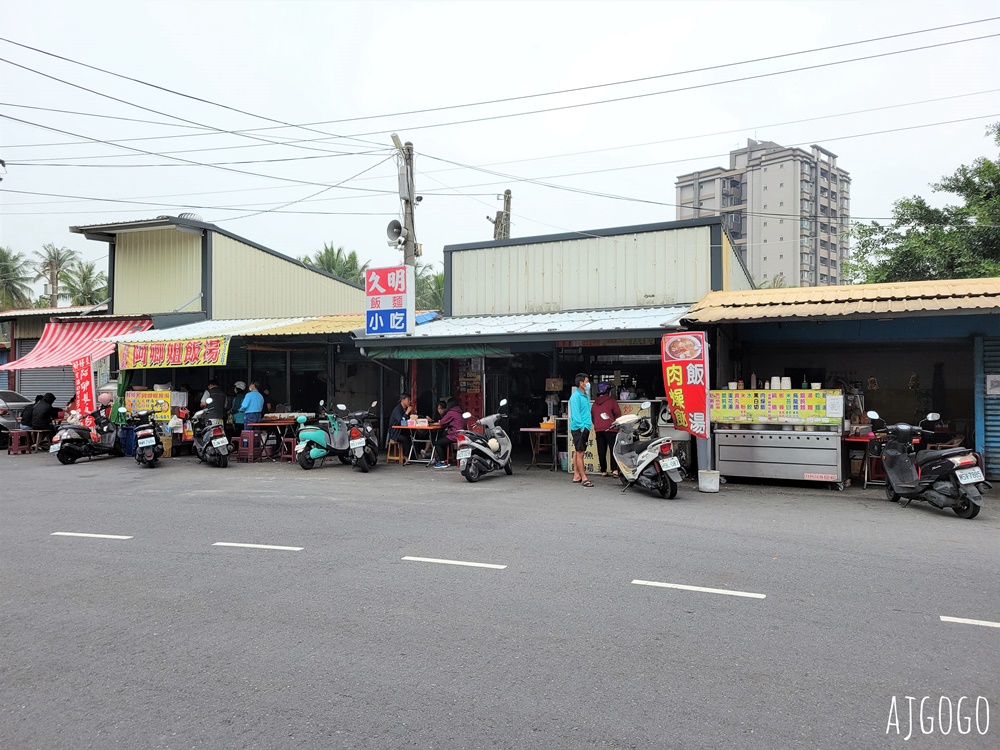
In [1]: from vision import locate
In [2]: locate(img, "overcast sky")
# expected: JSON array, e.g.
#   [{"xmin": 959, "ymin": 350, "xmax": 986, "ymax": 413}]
[{"xmin": 1, "ymin": 0, "xmax": 998, "ymax": 297}]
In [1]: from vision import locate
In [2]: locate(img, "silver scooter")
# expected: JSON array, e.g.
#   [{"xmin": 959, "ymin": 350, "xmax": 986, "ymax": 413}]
[
  {"xmin": 457, "ymin": 399, "xmax": 512, "ymax": 483},
  {"xmin": 612, "ymin": 402, "xmax": 685, "ymax": 499}
]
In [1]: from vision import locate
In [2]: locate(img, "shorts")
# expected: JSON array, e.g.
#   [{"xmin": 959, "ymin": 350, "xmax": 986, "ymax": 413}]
[{"xmin": 571, "ymin": 429, "xmax": 590, "ymax": 452}]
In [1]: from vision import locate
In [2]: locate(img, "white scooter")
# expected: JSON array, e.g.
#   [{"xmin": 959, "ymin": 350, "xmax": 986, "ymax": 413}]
[
  {"xmin": 456, "ymin": 399, "xmax": 513, "ymax": 483},
  {"xmin": 612, "ymin": 402, "xmax": 684, "ymax": 499}
]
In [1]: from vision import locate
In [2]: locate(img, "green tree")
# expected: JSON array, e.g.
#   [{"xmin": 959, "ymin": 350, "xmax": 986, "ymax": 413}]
[
  {"xmin": 848, "ymin": 123, "xmax": 1000, "ymax": 283},
  {"xmin": 60, "ymin": 260, "xmax": 109, "ymax": 306},
  {"xmin": 300, "ymin": 243, "xmax": 370, "ymax": 283},
  {"xmin": 756, "ymin": 272, "xmax": 789, "ymax": 289},
  {"xmin": 0, "ymin": 245, "xmax": 34, "ymax": 310},
  {"xmin": 414, "ymin": 262, "xmax": 445, "ymax": 310},
  {"xmin": 33, "ymin": 243, "xmax": 80, "ymax": 306}
]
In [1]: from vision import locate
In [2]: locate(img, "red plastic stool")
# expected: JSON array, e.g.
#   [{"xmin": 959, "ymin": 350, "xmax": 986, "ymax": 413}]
[
  {"xmin": 237, "ymin": 429, "xmax": 264, "ymax": 463},
  {"xmin": 279, "ymin": 437, "xmax": 297, "ymax": 463},
  {"xmin": 6, "ymin": 430, "xmax": 33, "ymax": 455}
]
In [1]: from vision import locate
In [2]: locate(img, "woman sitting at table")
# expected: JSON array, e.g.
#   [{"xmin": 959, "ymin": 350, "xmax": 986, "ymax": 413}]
[{"xmin": 432, "ymin": 399, "xmax": 466, "ymax": 469}]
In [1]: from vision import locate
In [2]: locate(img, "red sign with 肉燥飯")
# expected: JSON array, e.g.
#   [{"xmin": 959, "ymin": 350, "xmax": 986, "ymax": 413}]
[{"xmin": 661, "ymin": 332, "xmax": 710, "ymax": 439}]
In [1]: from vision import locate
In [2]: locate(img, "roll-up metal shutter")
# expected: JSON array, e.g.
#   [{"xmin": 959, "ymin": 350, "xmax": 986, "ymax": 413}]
[
  {"xmin": 983, "ymin": 337, "xmax": 1000, "ymax": 479},
  {"xmin": 15, "ymin": 339, "xmax": 76, "ymax": 406}
]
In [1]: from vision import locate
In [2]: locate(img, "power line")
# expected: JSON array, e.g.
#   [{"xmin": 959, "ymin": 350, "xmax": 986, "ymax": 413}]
[
  {"xmin": 6, "ymin": 149, "xmax": 392, "ymax": 168},
  {"xmin": 2, "ymin": 18, "xmax": 997, "ymax": 150},
  {"xmin": 332, "ymin": 32, "xmax": 1000, "ymax": 139},
  {"xmin": 0, "ymin": 101, "xmax": 214, "ymax": 130},
  {"xmin": 0, "ymin": 38, "xmax": 387, "ymax": 151},
  {"xmin": 0, "ymin": 111, "xmax": 398, "ymax": 193},
  {"xmin": 418, "ymin": 111, "xmax": 1000, "ymax": 209}
]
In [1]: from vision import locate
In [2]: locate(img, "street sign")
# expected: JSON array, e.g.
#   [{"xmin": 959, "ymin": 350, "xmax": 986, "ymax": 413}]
[{"xmin": 365, "ymin": 266, "xmax": 415, "ymax": 335}]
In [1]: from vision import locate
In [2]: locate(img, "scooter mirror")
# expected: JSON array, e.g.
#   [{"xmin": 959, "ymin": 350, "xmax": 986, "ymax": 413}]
[
  {"xmin": 499, "ymin": 398, "xmax": 508, "ymax": 407},
  {"xmin": 156, "ymin": 400, "xmax": 167, "ymax": 405},
  {"xmin": 462, "ymin": 412, "xmax": 472, "ymax": 419},
  {"xmin": 296, "ymin": 415, "xmax": 307, "ymax": 424},
  {"xmin": 205, "ymin": 397, "xmax": 213, "ymax": 404},
  {"xmin": 319, "ymin": 400, "xmax": 325, "ymax": 407},
  {"xmin": 337, "ymin": 404, "xmax": 347, "ymax": 411},
  {"xmin": 866, "ymin": 410, "xmax": 880, "ymax": 420},
  {"xmin": 926, "ymin": 412, "xmax": 941, "ymax": 422},
  {"xmin": 600, "ymin": 413, "xmax": 609, "ymax": 420},
  {"xmin": 118, "ymin": 406, "xmax": 127, "ymax": 413},
  {"xmin": 371, "ymin": 401, "xmax": 378, "ymax": 408},
  {"xmin": 641, "ymin": 401, "xmax": 651, "ymax": 409}
]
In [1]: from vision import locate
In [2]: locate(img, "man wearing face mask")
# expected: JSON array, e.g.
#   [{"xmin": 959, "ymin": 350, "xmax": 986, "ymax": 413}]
[{"xmin": 569, "ymin": 372, "xmax": 594, "ymax": 487}]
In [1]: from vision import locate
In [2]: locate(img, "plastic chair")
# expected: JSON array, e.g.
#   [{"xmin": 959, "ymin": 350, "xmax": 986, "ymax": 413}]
[
  {"xmin": 6, "ymin": 430, "xmax": 33, "ymax": 455},
  {"xmin": 926, "ymin": 436, "xmax": 964, "ymax": 451},
  {"xmin": 387, "ymin": 439, "xmax": 404, "ymax": 465}
]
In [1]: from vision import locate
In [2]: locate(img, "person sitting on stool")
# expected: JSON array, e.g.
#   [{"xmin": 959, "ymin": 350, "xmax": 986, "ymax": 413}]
[
  {"xmin": 389, "ymin": 392, "xmax": 416, "ymax": 459},
  {"xmin": 432, "ymin": 399, "xmax": 465, "ymax": 468}
]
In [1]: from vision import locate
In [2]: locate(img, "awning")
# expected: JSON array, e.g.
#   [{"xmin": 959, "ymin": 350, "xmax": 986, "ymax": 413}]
[
  {"xmin": 0, "ymin": 319, "xmax": 152, "ymax": 370},
  {"xmin": 368, "ymin": 344, "xmax": 511, "ymax": 360}
]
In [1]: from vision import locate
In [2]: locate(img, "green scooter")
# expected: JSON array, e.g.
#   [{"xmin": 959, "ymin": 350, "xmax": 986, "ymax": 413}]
[{"xmin": 295, "ymin": 400, "xmax": 379, "ymax": 472}]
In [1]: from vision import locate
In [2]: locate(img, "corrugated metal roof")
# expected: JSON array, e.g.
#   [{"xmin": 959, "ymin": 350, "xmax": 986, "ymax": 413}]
[
  {"xmin": 104, "ymin": 312, "xmax": 439, "ymax": 343},
  {"xmin": 0, "ymin": 304, "xmax": 107, "ymax": 321},
  {"xmin": 358, "ymin": 306, "xmax": 689, "ymax": 343},
  {"xmin": 683, "ymin": 278, "xmax": 1000, "ymax": 323}
]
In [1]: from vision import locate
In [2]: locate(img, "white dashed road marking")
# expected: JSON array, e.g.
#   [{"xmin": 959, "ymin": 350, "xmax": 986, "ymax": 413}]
[
  {"xmin": 632, "ymin": 579, "xmax": 766, "ymax": 599},
  {"xmin": 940, "ymin": 615, "xmax": 1000, "ymax": 629},
  {"xmin": 212, "ymin": 542, "xmax": 304, "ymax": 552},
  {"xmin": 51, "ymin": 532, "xmax": 133, "ymax": 540},
  {"xmin": 402, "ymin": 556, "xmax": 507, "ymax": 569}
]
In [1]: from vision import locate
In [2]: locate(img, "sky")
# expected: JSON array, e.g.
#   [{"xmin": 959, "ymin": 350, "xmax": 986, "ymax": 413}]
[{"xmin": 1, "ymin": 0, "xmax": 998, "ymax": 300}]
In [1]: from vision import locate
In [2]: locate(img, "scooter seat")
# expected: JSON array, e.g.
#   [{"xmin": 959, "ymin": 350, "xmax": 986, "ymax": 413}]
[
  {"xmin": 915, "ymin": 447, "xmax": 969, "ymax": 464},
  {"xmin": 629, "ymin": 439, "xmax": 656, "ymax": 455}
]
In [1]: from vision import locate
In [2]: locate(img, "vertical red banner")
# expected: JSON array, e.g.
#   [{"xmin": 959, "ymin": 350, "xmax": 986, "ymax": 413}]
[
  {"xmin": 70, "ymin": 355, "xmax": 95, "ymax": 428},
  {"xmin": 661, "ymin": 332, "xmax": 710, "ymax": 439}
]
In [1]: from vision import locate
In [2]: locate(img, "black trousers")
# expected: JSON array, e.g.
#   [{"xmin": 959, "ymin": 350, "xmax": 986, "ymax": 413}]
[
  {"xmin": 595, "ymin": 430, "xmax": 619, "ymax": 474},
  {"xmin": 391, "ymin": 432, "xmax": 412, "ymax": 455},
  {"xmin": 433, "ymin": 433, "xmax": 454, "ymax": 460}
]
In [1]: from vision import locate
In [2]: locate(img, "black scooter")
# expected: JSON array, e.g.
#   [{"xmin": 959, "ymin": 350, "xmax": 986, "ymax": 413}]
[
  {"xmin": 51, "ymin": 407, "xmax": 123, "ymax": 464},
  {"xmin": 868, "ymin": 410, "xmax": 990, "ymax": 519},
  {"xmin": 192, "ymin": 398, "xmax": 231, "ymax": 468},
  {"xmin": 123, "ymin": 401, "xmax": 167, "ymax": 468}
]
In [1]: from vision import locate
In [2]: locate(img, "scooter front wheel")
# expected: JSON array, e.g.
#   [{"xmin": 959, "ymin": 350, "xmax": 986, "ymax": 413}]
[
  {"xmin": 504, "ymin": 460, "xmax": 513, "ymax": 476},
  {"xmin": 297, "ymin": 451, "xmax": 315, "ymax": 470},
  {"xmin": 884, "ymin": 481, "xmax": 900, "ymax": 503}
]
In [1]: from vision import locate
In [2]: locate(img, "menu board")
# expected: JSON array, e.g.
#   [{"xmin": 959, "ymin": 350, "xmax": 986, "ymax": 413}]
[{"xmin": 709, "ymin": 389, "xmax": 843, "ymax": 425}]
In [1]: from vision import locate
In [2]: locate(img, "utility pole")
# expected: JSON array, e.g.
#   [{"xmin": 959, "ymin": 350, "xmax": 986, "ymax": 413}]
[
  {"xmin": 487, "ymin": 189, "xmax": 512, "ymax": 240},
  {"xmin": 391, "ymin": 134, "xmax": 419, "ymax": 266}
]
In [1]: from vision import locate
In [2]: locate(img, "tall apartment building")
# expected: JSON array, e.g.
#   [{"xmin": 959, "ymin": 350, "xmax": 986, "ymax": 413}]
[{"xmin": 675, "ymin": 139, "xmax": 850, "ymax": 287}]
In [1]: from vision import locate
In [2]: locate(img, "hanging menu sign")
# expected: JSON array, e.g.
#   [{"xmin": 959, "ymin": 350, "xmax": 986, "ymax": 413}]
[{"xmin": 661, "ymin": 332, "xmax": 710, "ymax": 439}]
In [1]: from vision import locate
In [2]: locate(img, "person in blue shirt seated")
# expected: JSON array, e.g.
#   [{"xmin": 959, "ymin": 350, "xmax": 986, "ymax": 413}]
[
  {"xmin": 388, "ymin": 392, "xmax": 416, "ymax": 459},
  {"xmin": 238, "ymin": 381, "xmax": 266, "ymax": 429}
]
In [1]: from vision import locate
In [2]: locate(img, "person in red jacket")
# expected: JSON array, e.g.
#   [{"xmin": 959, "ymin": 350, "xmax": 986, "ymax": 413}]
[
  {"xmin": 591, "ymin": 383, "xmax": 622, "ymax": 477},
  {"xmin": 432, "ymin": 398, "xmax": 466, "ymax": 468}
]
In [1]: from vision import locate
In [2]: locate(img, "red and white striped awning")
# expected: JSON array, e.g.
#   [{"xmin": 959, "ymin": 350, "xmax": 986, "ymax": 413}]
[{"xmin": 0, "ymin": 319, "xmax": 152, "ymax": 370}]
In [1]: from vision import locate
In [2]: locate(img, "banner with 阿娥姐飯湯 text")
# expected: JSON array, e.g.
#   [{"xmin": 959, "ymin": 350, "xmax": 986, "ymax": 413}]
[{"xmin": 118, "ymin": 337, "xmax": 230, "ymax": 369}]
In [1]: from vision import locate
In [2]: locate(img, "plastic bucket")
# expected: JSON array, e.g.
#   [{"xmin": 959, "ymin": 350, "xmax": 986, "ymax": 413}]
[
  {"xmin": 558, "ymin": 452, "xmax": 568, "ymax": 472},
  {"xmin": 698, "ymin": 470, "xmax": 720, "ymax": 493}
]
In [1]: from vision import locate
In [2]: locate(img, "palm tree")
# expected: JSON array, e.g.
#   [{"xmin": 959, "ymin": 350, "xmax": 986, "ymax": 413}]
[
  {"xmin": 0, "ymin": 246, "xmax": 34, "ymax": 310},
  {"xmin": 60, "ymin": 260, "xmax": 109, "ymax": 306},
  {"xmin": 300, "ymin": 244, "xmax": 370, "ymax": 283},
  {"xmin": 414, "ymin": 262, "xmax": 445, "ymax": 311},
  {"xmin": 33, "ymin": 243, "xmax": 80, "ymax": 307}
]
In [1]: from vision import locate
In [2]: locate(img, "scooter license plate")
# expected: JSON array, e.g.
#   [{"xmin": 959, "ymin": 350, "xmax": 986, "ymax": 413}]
[
  {"xmin": 457, "ymin": 448, "xmax": 472, "ymax": 460},
  {"xmin": 659, "ymin": 457, "xmax": 680, "ymax": 471},
  {"xmin": 137, "ymin": 437, "xmax": 156, "ymax": 447},
  {"xmin": 956, "ymin": 467, "xmax": 984, "ymax": 484},
  {"xmin": 211, "ymin": 437, "xmax": 229, "ymax": 449},
  {"xmin": 49, "ymin": 443, "xmax": 60, "ymax": 453},
  {"xmin": 349, "ymin": 438, "xmax": 366, "ymax": 449}
]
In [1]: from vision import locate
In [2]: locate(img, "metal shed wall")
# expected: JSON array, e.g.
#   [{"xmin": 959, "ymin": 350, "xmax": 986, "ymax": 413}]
[
  {"xmin": 211, "ymin": 235, "xmax": 364, "ymax": 318},
  {"xmin": 983, "ymin": 336, "xmax": 1000, "ymax": 478},
  {"xmin": 114, "ymin": 230, "xmax": 202, "ymax": 315},
  {"xmin": 448, "ymin": 225, "xmax": 715, "ymax": 316}
]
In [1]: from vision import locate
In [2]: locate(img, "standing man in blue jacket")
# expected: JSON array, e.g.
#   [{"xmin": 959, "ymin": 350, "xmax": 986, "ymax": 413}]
[
  {"xmin": 570, "ymin": 372, "xmax": 594, "ymax": 487},
  {"xmin": 238, "ymin": 381, "xmax": 265, "ymax": 429}
]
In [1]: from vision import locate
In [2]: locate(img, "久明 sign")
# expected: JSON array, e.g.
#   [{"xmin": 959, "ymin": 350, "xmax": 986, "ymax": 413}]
[
  {"xmin": 365, "ymin": 266, "xmax": 415, "ymax": 335},
  {"xmin": 661, "ymin": 332, "xmax": 710, "ymax": 439}
]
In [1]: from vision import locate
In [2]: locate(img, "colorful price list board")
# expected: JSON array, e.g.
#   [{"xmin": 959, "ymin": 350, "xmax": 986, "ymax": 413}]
[{"xmin": 709, "ymin": 389, "xmax": 843, "ymax": 424}]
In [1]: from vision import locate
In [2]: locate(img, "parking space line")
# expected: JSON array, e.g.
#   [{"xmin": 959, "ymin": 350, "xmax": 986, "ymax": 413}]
[
  {"xmin": 402, "ymin": 556, "xmax": 506, "ymax": 569},
  {"xmin": 940, "ymin": 615, "xmax": 1000, "ymax": 629},
  {"xmin": 632, "ymin": 579, "xmax": 766, "ymax": 599},
  {"xmin": 51, "ymin": 532, "xmax": 133, "ymax": 540},
  {"xmin": 212, "ymin": 542, "xmax": 304, "ymax": 552}
]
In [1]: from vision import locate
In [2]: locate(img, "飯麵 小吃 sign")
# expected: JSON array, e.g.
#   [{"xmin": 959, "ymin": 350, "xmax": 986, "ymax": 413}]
[{"xmin": 365, "ymin": 266, "xmax": 415, "ymax": 335}]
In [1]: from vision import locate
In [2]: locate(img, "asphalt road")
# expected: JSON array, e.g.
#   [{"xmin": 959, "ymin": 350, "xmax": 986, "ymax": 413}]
[{"xmin": 1, "ymin": 450, "xmax": 997, "ymax": 750}]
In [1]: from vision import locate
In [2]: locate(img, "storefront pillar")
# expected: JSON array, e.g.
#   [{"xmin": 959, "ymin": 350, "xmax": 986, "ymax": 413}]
[{"xmin": 974, "ymin": 335, "xmax": 985, "ymax": 456}]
